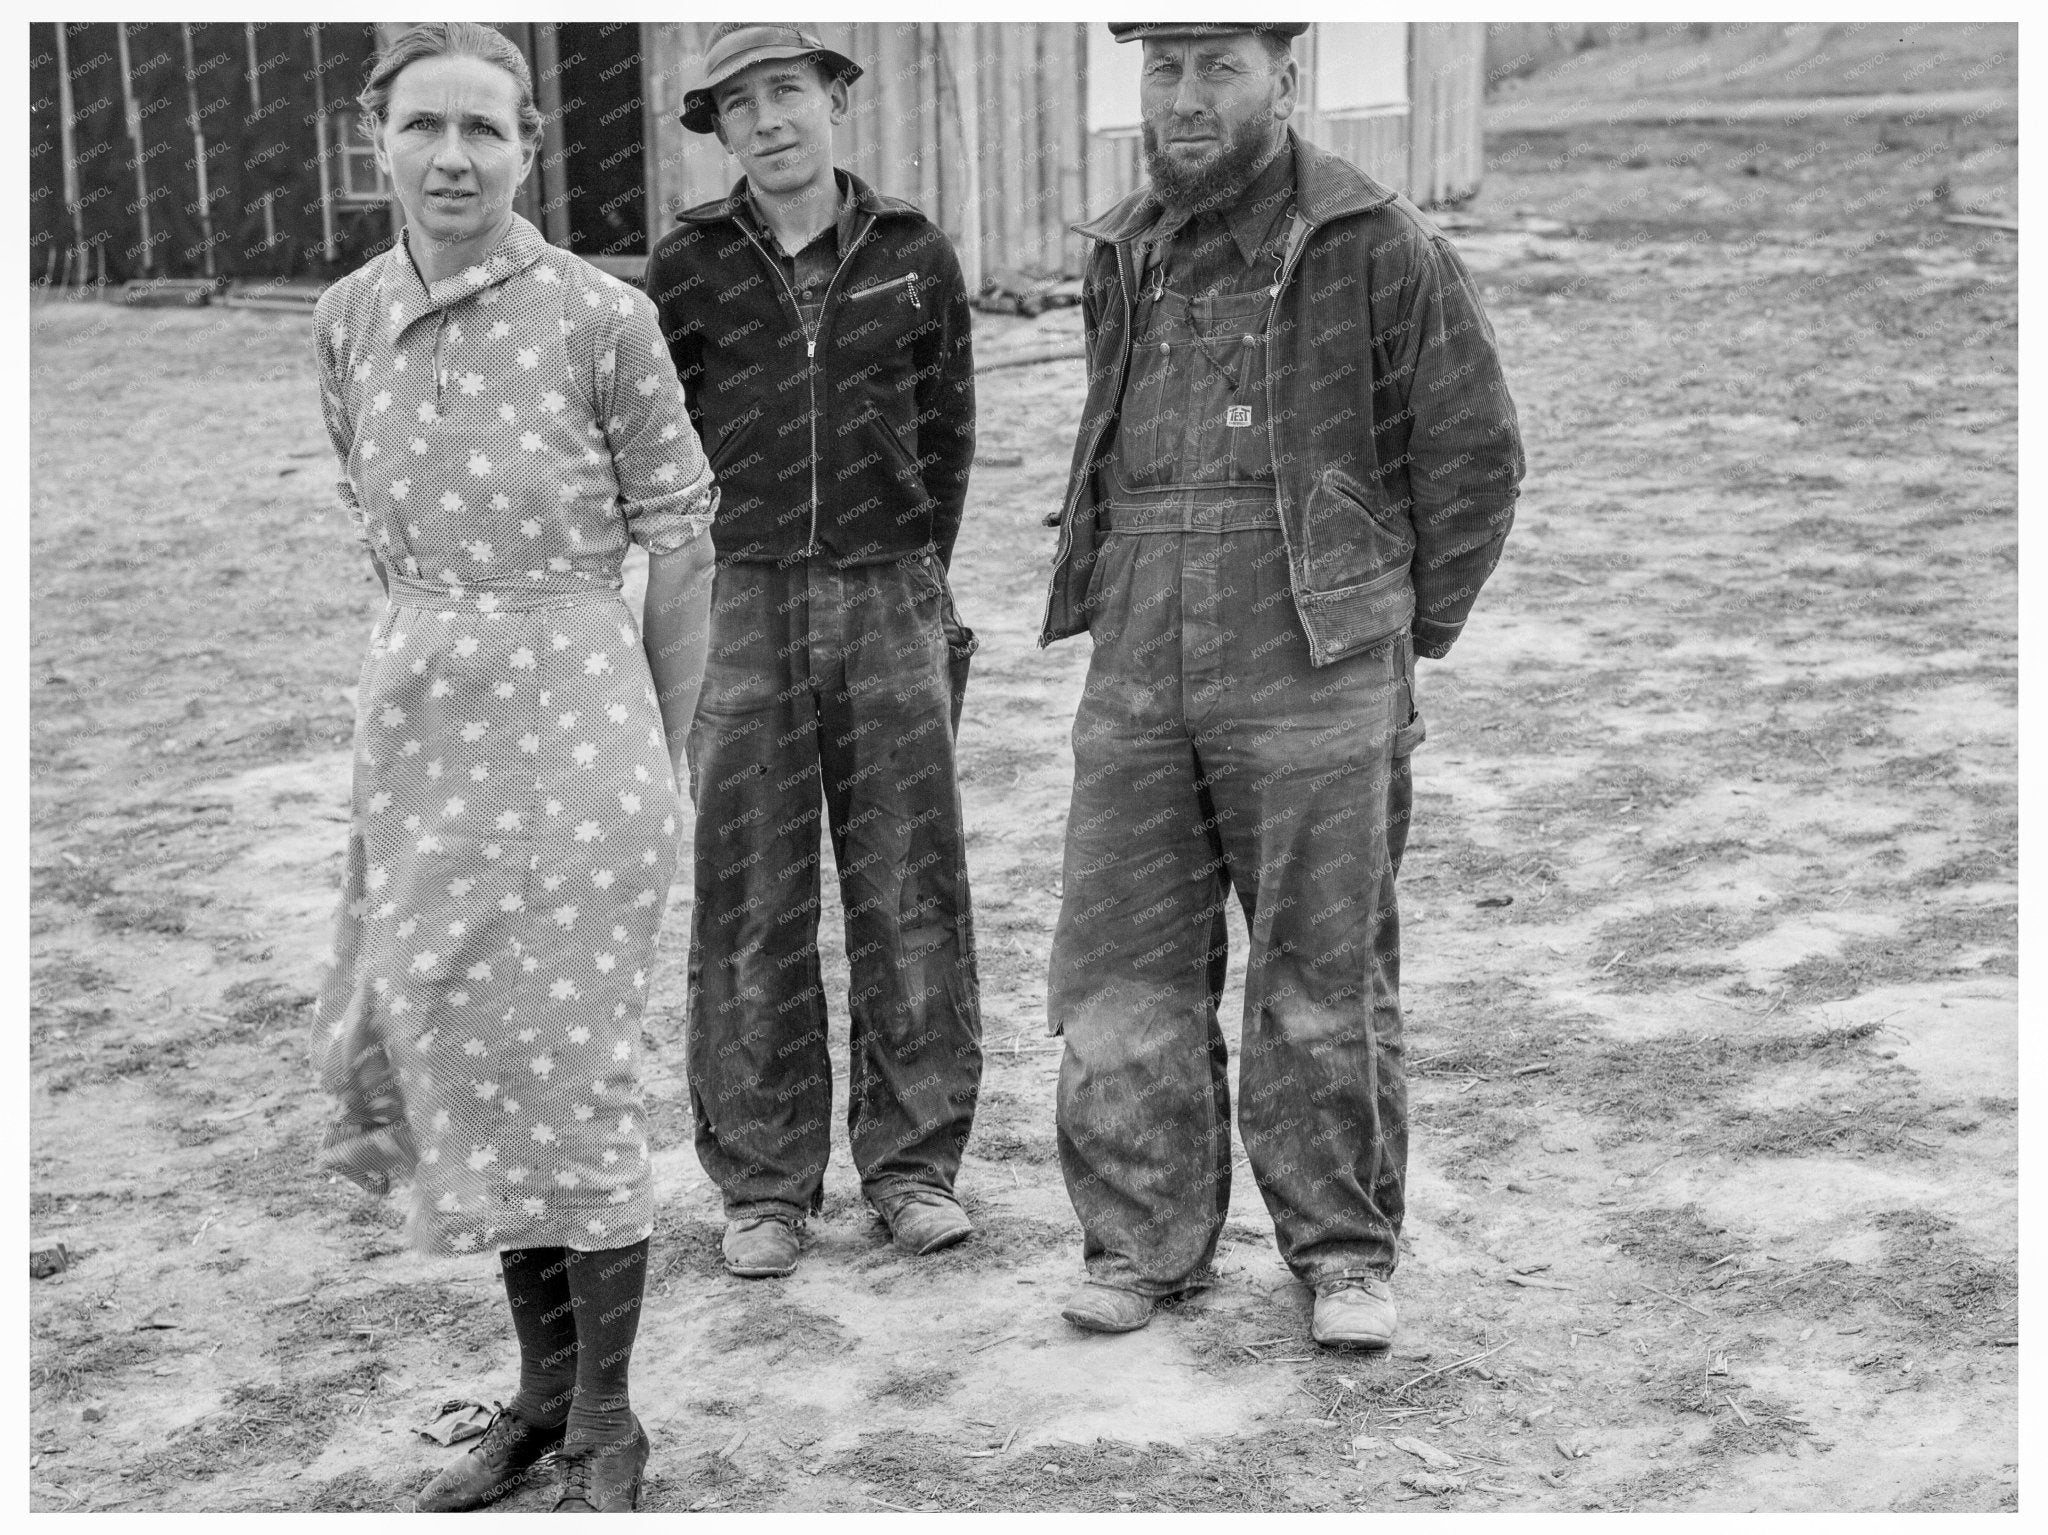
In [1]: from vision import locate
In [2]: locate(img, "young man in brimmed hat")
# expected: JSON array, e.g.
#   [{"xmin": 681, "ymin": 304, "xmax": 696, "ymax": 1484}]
[
  {"xmin": 1040, "ymin": 23, "xmax": 1524, "ymax": 1347},
  {"xmin": 644, "ymin": 24, "xmax": 982, "ymax": 1279}
]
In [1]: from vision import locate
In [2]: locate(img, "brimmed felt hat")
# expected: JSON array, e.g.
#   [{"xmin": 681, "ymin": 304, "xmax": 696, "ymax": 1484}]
[
  {"xmin": 1108, "ymin": 22, "xmax": 1310, "ymax": 42},
  {"xmin": 680, "ymin": 23, "xmax": 863, "ymax": 134}
]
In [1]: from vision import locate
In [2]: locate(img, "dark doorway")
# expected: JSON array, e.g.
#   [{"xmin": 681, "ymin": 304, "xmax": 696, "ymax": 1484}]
[{"xmin": 556, "ymin": 22, "xmax": 644, "ymax": 256}]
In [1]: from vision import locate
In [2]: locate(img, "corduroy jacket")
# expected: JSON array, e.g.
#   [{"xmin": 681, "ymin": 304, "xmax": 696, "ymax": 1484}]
[
  {"xmin": 644, "ymin": 171, "xmax": 975, "ymax": 567},
  {"xmin": 1041, "ymin": 131, "xmax": 1523, "ymax": 665}
]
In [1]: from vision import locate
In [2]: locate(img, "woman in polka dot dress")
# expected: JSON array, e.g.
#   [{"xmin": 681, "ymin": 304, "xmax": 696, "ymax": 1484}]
[{"xmin": 308, "ymin": 23, "xmax": 714, "ymax": 1512}]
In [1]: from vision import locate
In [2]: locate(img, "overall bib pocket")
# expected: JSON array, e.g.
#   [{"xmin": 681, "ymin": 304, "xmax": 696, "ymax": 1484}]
[{"xmin": 1117, "ymin": 286, "xmax": 1275, "ymax": 490}]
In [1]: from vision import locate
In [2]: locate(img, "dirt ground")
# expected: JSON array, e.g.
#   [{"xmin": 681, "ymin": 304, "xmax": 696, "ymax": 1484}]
[{"xmin": 28, "ymin": 27, "xmax": 2016, "ymax": 1514}]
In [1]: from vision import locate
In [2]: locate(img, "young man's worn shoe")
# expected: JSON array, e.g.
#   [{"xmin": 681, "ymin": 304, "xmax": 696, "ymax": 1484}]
[
  {"xmin": 874, "ymin": 1188, "xmax": 973, "ymax": 1256},
  {"xmin": 1059, "ymin": 1283, "xmax": 1156, "ymax": 1333},
  {"xmin": 722, "ymin": 1214, "xmax": 801, "ymax": 1278},
  {"xmin": 414, "ymin": 1408, "xmax": 565, "ymax": 1512},
  {"xmin": 1311, "ymin": 1275, "xmax": 1398, "ymax": 1350},
  {"xmin": 552, "ymin": 1416, "xmax": 651, "ymax": 1512}
]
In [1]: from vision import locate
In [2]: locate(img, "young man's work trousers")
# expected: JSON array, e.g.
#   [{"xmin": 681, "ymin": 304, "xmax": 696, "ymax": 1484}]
[{"xmin": 686, "ymin": 553, "xmax": 982, "ymax": 1220}]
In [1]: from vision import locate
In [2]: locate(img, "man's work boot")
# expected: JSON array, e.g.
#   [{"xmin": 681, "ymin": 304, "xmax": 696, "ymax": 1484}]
[
  {"xmin": 874, "ymin": 1189, "xmax": 973, "ymax": 1256},
  {"xmin": 414, "ymin": 1408, "xmax": 565, "ymax": 1511},
  {"xmin": 721, "ymin": 1214, "xmax": 801, "ymax": 1278},
  {"xmin": 1059, "ymin": 1283, "xmax": 1155, "ymax": 1334},
  {"xmin": 1311, "ymin": 1275, "xmax": 1398, "ymax": 1351}
]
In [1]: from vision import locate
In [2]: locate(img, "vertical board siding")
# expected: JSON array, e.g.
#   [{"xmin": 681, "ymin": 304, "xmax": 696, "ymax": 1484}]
[
  {"xmin": 1081, "ymin": 25, "xmax": 1484, "ymax": 219},
  {"xmin": 1085, "ymin": 132, "xmax": 1144, "ymax": 224},
  {"xmin": 1408, "ymin": 22, "xmax": 1484, "ymax": 206},
  {"xmin": 642, "ymin": 21, "xmax": 1093, "ymax": 284},
  {"xmin": 1046, "ymin": 25, "xmax": 1088, "ymax": 274},
  {"xmin": 915, "ymin": 22, "xmax": 941, "ymax": 216},
  {"xmin": 29, "ymin": 20, "xmax": 393, "ymax": 283},
  {"xmin": 1319, "ymin": 113, "xmax": 1410, "ymax": 193}
]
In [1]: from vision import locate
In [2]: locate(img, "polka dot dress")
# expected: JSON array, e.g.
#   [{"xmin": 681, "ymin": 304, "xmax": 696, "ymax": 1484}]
[{"xmin": 310, "ymin": 215, "xmax": 715, "ymax": 1255}]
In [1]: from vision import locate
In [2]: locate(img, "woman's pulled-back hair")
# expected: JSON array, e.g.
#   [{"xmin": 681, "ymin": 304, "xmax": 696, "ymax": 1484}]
[{"xmin": 357, "ymin": 22, "xmax": 545, "ymax": 146}]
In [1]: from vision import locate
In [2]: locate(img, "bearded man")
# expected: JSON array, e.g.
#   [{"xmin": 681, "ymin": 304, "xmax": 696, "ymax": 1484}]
[{"xmin": 1039, "ymin": 22, "xmax": 1524, "ymax": 1347}]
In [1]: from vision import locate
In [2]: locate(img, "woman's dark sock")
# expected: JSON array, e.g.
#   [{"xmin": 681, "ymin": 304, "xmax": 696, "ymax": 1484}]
[
  {"xmin": 499, "ymin": 1245, "xmax": 577, "ymax": 1428},
  {"xmin": 562, "ymin": 1239, "xmax": 649, "ymax": 1447}
]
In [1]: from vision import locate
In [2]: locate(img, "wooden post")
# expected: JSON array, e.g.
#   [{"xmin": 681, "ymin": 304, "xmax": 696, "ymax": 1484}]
[
  {"xmin": 942, "ymin": 24, "xmax": 982, "ymax": 295},
  {"xmin": 873, "ymin": 22, "xmax": 912, "ymax": 200},
  {"xmin": 1298, "ymin": 24, "xmax": 1319, "ymax": 143},
  {"xmin": 915, "ymin": 23, "xmax": 940, "ymax": 218},
  {"xmin": 638, "ymin": 23, "xmax": 662, "ymax": 242},
  {"xmin": 366, "ymin": 23, "xmax": 406, "ymax": 253},
  {"xmin": 994, "ymin": 26, "xmax": 1024, "ymax": 273},
  {"xmin": 245, "ymin": 23, "xmax": 277, "ymax": 252},
  {"xmin": 534, "ymin": 23, "xmax": 570, "ymax": 247},
  {"xmin": 116, "ymin": 23, "xmax": 153, "ymax": 276},
  {"xmin": 1051, "ymin": 25, "xmax": 1086, "ymax": 276},
  {"xmin": 308, "ymin": 24, "xmax": 338, "ymax": 263},
  {"xmin": 180, "ymin": 22, "xmax": 217, "ymax": 278},
  {"xmin": 53, "ymin": 22, "xmax": 85, "ymax": 290},
  {"xmin": 1407, "ymin": 28, "xmax": 1429, "ymax": 204}
]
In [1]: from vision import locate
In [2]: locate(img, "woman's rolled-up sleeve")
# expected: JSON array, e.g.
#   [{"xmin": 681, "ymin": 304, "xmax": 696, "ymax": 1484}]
[
  {"xmin": 311, "ymin": 302, "xmax": 369, "ymax": 543},
  {"xmin": 596, "ymin": 286, "xmax": 717, "ymax": 554}
]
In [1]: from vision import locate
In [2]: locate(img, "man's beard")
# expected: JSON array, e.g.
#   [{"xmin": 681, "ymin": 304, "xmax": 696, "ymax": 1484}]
[{"xmin": 1142, "ymin": 115, "xmax": 1282, "ymax": 216}]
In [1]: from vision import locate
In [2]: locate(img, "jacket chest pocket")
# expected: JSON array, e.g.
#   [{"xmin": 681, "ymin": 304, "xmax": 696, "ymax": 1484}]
[
  {"xmin": 844, "ymin": 272, "xmax": 922, "ymax": 311},
  {"xmin": 832, "ymin": 272, "xmax": 924, "ymax": 474},
  {"xmin": 840, "ymin": 272, "xmax": 924, "ymax": 367}
]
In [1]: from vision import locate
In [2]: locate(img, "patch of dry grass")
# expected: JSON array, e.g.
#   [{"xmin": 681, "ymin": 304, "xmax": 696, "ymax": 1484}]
[
  {"xmin": 649, "ymin": 1212, "xmax": 732, "ymax": 1283},
  {"xmin": 823, "ymin": 1428, "xmax": 1349, "ymax": 1513},
  {"xmin": 29, "ymin": 1300, "xmax": 158, "ymax": 1399},
  {"xmin": 1779, "ymin": 904, "xmax": 2016, "ymax": 1001},
  {"xmin": 300, "ymin": 1467, "xmax": 412, "ymax": 1513},
  {"xmin": 1604, "ymin": 1205, "xmax": 1734, "ymax": 1270},
  {"xmin": 879, "ymin": 1210, "xmax": 1072, "ymax": 1276},
  {"xmin": 1559, "ymin": 1021, "xmax": 1888, "ymax": 1140},
  {"xmin": 703, "ymin": 1297, "xmax": 846, "ymax": 1363},
  {"xmin": 219, "ymin": 978, "xmax": 315, "ymax": 1032},
  {"xmin": 276, "ymin": 1280, "xmax": 505, "ymax": 1364},
  {"xmin": 868, "ymin": 1365, "xmax": 960, "ymax": 1406},
  {"xmin": 125, "ymin": 1359, "xmax": 387, "ymax": 1491},
  {"xmin": 1721, "ymin": 1094, "xmax": 1936, "ymax": 1161}
]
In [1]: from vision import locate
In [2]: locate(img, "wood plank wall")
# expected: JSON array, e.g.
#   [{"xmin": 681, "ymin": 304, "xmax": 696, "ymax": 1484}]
[
  {"xmin": 1407, "ymin": 22, "xmax": 1485, "ymax": 207},
  {"xmin": 642, "ymin": 22, "xmax": 1094, "ymax": 278},
  {"xmin": 1317, "ymin": 113, "xmax": 1411, "ymax": 193}
]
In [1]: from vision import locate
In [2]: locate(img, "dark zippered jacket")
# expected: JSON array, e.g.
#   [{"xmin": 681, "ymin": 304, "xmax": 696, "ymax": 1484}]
[
  {"xmin": 1041, "ymin": 132, "xmax": 1523, "ymax": 665},
  {"xmin": 643, "ymin": 172, "xmax": 975, "ymax": 568}
]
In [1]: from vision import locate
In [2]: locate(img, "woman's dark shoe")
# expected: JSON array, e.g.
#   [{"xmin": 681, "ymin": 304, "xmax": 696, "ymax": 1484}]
[
  {"xmin": 552, "ymin": 1416, "xmax": 651, "ymax": 1512},
  {"xmin": 415, "ymin": 1408, "xmax": 566, "ymax": 1512}
]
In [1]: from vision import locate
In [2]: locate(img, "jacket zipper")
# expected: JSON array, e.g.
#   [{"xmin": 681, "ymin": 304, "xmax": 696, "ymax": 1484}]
[
  {"xmin": 1040, "ymin": 238, "xmax": 1138, "ymax": 639},
  {"xmin": 735, "ymin": 212, "xmax": 877, "ymax": 555},
  {"xmin": 1261, "ymin": 211, "xmax": 1321, "ymax": 656},
  {"xmin": 845, "ymin": 271, "xmax": 918, "ymax": 307}
]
